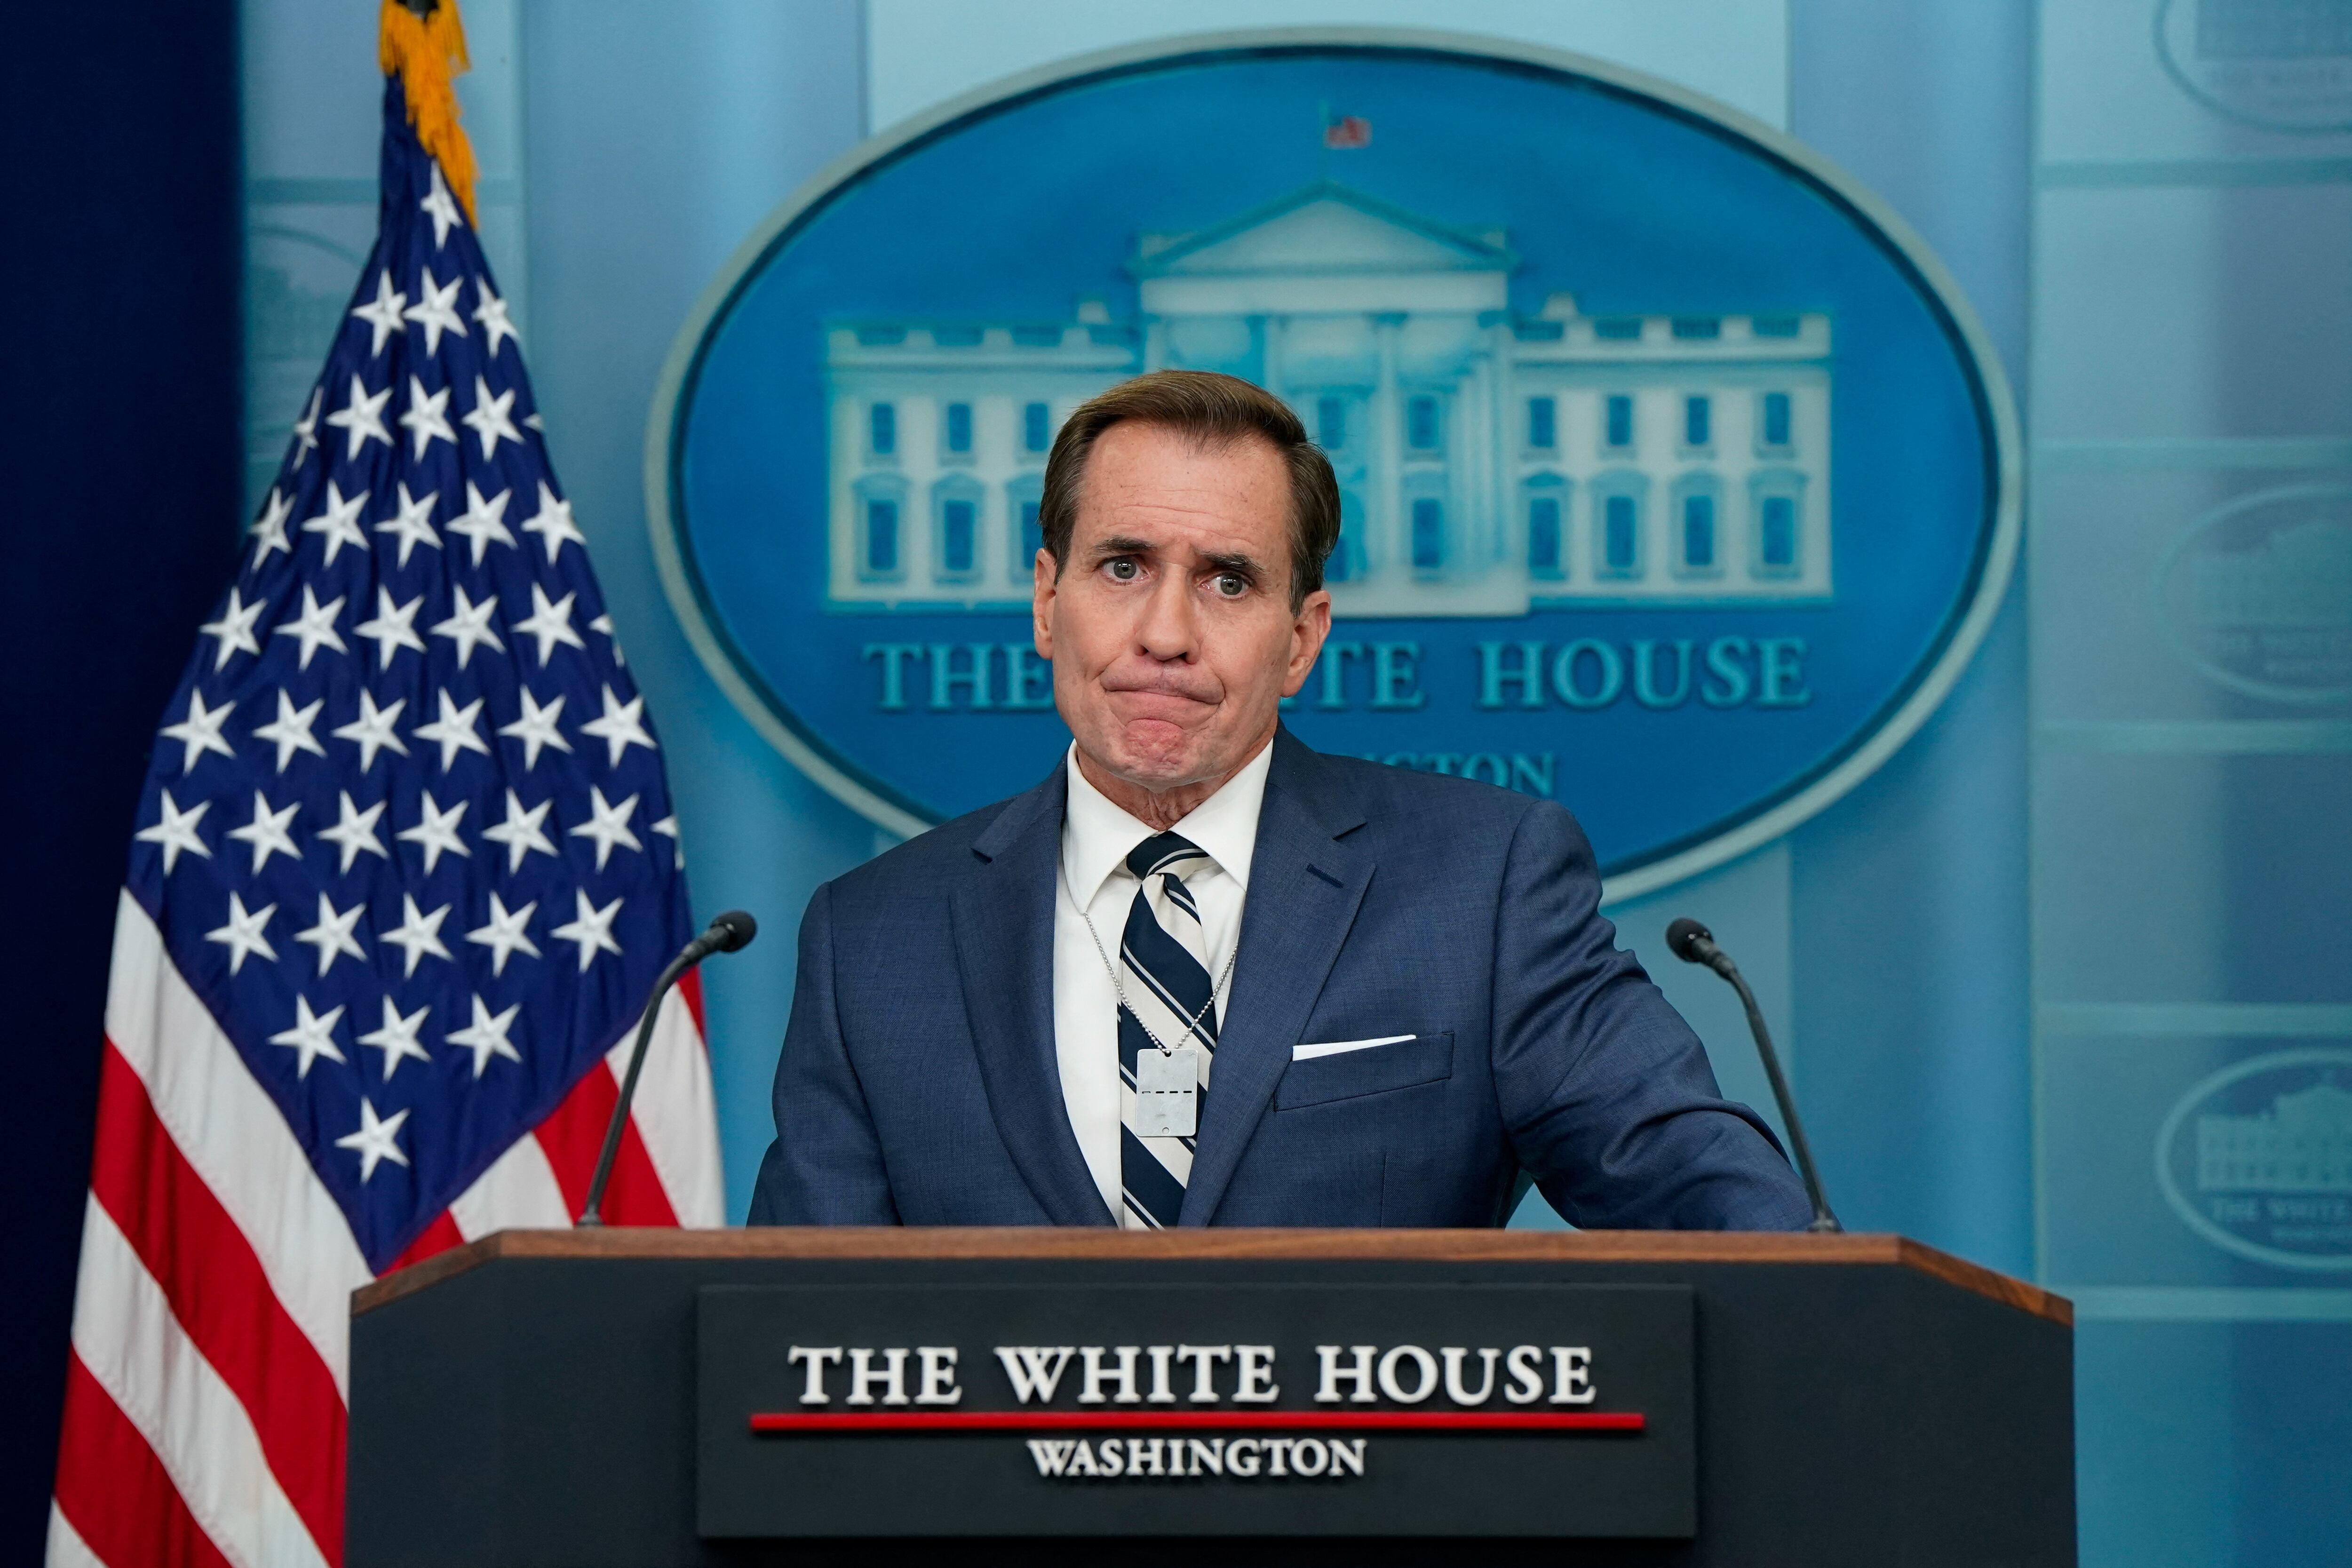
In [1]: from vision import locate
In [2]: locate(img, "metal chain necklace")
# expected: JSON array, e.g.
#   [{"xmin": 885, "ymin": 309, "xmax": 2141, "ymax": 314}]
[{"xmin": 1062, "ymin": 860, "xmax": 1236, "ymax": 1057}]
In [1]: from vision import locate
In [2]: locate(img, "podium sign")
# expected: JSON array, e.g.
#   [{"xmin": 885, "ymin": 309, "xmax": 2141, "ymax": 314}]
[{"xmin": 696, "ymin": 1282, "xmax": 1694, "ymax": 1536}]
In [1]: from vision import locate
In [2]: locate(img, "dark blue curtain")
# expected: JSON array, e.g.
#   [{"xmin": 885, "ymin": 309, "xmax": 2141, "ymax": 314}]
[{"xmin": 0, "ymin": 2, "xmax": 242, "ymax": 1556}]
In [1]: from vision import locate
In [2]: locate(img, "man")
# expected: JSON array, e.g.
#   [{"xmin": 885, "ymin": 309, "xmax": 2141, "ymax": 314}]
[{"xmin": 751, "ymin": 370, "xmax": 1810, "ymax": 1230}]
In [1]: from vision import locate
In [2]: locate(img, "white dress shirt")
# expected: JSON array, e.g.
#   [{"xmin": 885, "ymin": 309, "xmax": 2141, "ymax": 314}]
[{"xmin": 1054, "ymin": 738, "xmax": 1272, "ymax": 1217}]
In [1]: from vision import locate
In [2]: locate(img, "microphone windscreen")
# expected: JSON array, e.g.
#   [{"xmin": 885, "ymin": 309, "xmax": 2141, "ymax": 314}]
[
  {"xmin": 707, "ymin": 909, "xmax": 759, "ymax": 953},
  {"xmin": 1664, "ymin": 917, "xmax": 1713, "ymax": 963}
]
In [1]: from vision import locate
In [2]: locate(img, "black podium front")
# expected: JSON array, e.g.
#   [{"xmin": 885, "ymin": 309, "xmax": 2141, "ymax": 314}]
[{"xmin": 347, "ymin": 1228, "xmax": 2074, "ymax": 1566}]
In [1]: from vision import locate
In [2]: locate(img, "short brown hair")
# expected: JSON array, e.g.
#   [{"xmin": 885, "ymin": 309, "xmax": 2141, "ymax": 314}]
[{"xmin": 1037, "ymin": 370, "xmax": 1342, "ymax": 609}]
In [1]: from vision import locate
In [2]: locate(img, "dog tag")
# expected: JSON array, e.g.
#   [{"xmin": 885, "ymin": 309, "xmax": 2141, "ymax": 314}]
[{"xmin": 1134, "ymin": 1048, "xmax": 1199, "ymax": 1137}]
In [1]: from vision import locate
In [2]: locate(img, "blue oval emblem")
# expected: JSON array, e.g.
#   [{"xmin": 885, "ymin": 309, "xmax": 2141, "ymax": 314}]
[
  {"xmin": 2158, "ymin": 1049, "xmax": 2352, "ymax": 1272},
  {"xmin": 649, "ymin": 32, "xmax": 2018, "ymax": 895},
  {"xmin": 2154, "ymin": 483, "xmax": 2352, "ymax": 705}
]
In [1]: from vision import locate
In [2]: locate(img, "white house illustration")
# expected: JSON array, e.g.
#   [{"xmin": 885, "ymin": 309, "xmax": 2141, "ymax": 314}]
[
  {"xmin": 2198, "ymin": 1078, "xmax": 2352, "ymax": 1194},
  {"xmin": 823, "ymin": 182, "xmax": 1832, "ymax": 616}
]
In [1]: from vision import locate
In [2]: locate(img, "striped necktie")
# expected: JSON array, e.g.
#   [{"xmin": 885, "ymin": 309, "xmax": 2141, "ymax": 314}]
[{"xmin": 1117, "ymin": 831, "xmax": 1217, "ymax": 1230}]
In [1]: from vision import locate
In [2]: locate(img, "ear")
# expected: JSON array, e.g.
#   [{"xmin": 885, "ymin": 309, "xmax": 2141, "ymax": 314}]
[
  {"xmin": 1281, "ymin": 588, "xmax": 1333, "ymax": 697},
  {"xmin": 1032, "ymin": 547, "xmax": 1058, "ymax": 659}
]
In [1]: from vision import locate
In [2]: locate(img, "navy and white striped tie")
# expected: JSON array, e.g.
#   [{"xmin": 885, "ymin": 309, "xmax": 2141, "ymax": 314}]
[{"xmin": 1118, "ymin": 831, "xmax": 1217, "ymax": 1229}]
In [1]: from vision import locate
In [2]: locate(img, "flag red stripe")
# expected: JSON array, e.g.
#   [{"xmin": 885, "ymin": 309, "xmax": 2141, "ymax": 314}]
[
  {"xmin": 678, "ymin": 966, "xmax": 707, "ymax": 1036},
  {"xmin": 53, "ymin": 1350, "xmax": 238, "ymax": 1568},
  {"xmin": 86, "ymin": 1041, "xmax": 347, "ymax": 1565},
  {"xmin": 532, "ymin": 1053, "xmax": 679, "ymax": 1226},
  {"xmin": 389, "ymin": 1208, "xmax": 467, "ymax": 1269}
]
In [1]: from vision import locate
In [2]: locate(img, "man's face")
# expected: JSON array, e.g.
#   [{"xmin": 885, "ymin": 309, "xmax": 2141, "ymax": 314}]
[{"xmin": 1034, "ymin": 422, "xmax": 1331, "ymax": 797}]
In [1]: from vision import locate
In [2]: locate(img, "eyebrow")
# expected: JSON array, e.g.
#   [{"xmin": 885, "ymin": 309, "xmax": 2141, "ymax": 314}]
[
  {"xmin": 1086, "ymin": 535, "xmax": 1154, "ymax": 559},
  {"xmin": 1199, "ymin": 550, "xmax": 1263, "ymax": 581}
]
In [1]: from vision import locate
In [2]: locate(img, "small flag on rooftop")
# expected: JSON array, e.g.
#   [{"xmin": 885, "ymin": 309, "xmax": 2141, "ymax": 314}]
[{"xmin": 1323, "ymin": 112, "xmax": 1373, "ymax": 150}]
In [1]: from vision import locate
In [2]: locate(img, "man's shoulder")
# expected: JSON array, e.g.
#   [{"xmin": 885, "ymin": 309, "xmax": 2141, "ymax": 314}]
[{"xmin": 822, "ymin": 776, "xmax": 1055, "ymax": 910}]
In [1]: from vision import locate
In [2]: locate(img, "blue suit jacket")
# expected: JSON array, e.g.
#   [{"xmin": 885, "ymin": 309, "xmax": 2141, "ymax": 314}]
[{"xmin": 750, "ymin": 730, "xmax": 1811, "ymax": 1230}]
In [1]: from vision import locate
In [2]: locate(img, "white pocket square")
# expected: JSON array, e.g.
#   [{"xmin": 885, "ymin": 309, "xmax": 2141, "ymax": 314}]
[{"xmin": 1292, "ymin": 1034, "xmax": 1416, "ymax": 1062}]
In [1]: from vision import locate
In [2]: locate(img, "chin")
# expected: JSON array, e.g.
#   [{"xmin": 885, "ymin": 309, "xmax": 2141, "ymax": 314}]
[{"xmin": 1100, "ymin": 724, "xmax": 1213, "ymax": 789}]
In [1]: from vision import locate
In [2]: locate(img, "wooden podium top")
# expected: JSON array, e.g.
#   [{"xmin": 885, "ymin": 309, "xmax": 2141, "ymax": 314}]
[{"xmin": 355, "ymin": 1226, "xmax": 2069, "ymax": 1327}]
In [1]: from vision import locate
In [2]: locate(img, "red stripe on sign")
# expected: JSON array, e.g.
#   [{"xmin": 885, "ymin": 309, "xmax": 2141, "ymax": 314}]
[
  {"xmin": 388, "ymin": 1208, "xmax": 467, "ymax": 1270},
  {"xmin": 87, "ymin": 1040, "xmax": 347, "ymax": 1565},
  {"xmin": 751, "ymin": 1410, "xmax": 1644, "ymax": 1433},
  {"xmin": 533, "ymin": 1050, "xmax": 679, "ymax": 1226},
  {"xmin": 53, "ymin": 1350, "xmax": 239, "ymax": 1568}
]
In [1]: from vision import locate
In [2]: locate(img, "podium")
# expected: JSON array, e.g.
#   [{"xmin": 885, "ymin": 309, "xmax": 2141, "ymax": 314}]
[{"xmin": 348, "ymin": 1229, "xmax": 2074, "ymax": 1566}]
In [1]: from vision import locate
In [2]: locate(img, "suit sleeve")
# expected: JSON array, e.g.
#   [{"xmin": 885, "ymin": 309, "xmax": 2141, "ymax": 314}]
[
  {"xmin": 747, "ymin": 880, "xmax": 902, "ymax": 1225},
  {"xmin": 1489, "ymin": 800, "xmax": 1812, "ymax": 1231}
]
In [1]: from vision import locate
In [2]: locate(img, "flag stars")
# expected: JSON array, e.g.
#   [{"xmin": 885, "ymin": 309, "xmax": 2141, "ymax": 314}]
[
  {"xmin": 227, "ymin": 790, "xmax": 302, "ymax": 873},
  {"xmin": 323, "ymin": 373, "xmax": 393, "ymax": 460},
  {"xmin": 135, "ymin": 790, "xmax": 212, "ymax": 874},
  {"xmin": 465, "ymin": 891, "xmax": 540, "ymax": 975},
  {"xmin": 204, "ymin": 891, "xmax": 277, "ymax": 975},
  {"xmin": 289, "ymin": 388, "xmax": 322, "ymax": 467},
  {"xmin": 498, "ymin": 688, "xmax": 572, "ymax": 770},
  {"xmin": 269, "ymin": 994, "xmax": 347, "ymax": 1079},
  {"xmin": 272, "ymin": 586, "xmax": 349, "ymax": 670},
  {"xmin": 482, "ymin": 788, "xmax": 557, "ymax": 872},
  {"xmin": 461, "ymin": 375, "xmax": 522, "ymax": 460},
  {"xmin": 521, "ymin": 482, "xmax": 584, "ymax": 563},
  {"xmin": 396, "ymin": 791, "xmax": 471, "ymax": 874},
  {"xmin": 380, "ymin": 893, "xmax": 454, "ymax": 978},
  {"xmin": 429, "ymin": 584, "xmax": 506, "ymax": 668},
  {"xmin": 300, "ymin": 481, "xmax": 372, "ymax": 568},
  {"xmin": 420, "ymin": 162, "xmax": 463, "ymax": 247},
  {"xmin": 472, "ymin": 278, "xmax": 519, "ymax": 357},
  {"xmin": 447, "ymin": 995, "xmax": 524, "ymax": 1078},
  {"xmin": 413, "ymin": 690, "xmax": 492, "ymax": 771},
  {"xmin": 652, "ymin": 814, "xmax": 682, "ymax": 869},
  {"xmin": 253, "ymin": 689, "xmax": 327, "ymax": 772},
  {"xmin": 250, "ymin": 488, "xmax": 294, "ymax": 566},
  {"xmin": 398, "ymin": 375, "xmax": 455, "ymax": 461},
  {"xmin": 332, "ymin": 690, "xmax": 410, "ymax": 772},
  {"xmin": 588, "ymin": 613, "xmax": 625, "ymax": 666},
  {"xmin": 199, "ymin": 588, "xmax": 263, "ymax": 670},
  {"xmin": 335, "ymin": 1098, "xmax": 412, "ymax": 1183},
  {"xmin": 552, "ymin": 888, "xmax": 625, "ymax": 971},
  {"xmin": 402, "ymin": 266, "xmax": 469, "ymax": 356},
  {"xmin": 375, "ymin": 482, "xmax": 442, "ymax": 568},
  {"xmin": 161, "ymin": 689, "xmax": 238, "ymax": 774},
  {"xmin": 315, "ymin": 790, "xmax": 390, "ymax": 874},
  {"xmin": 513, "ymin": 583, "xmax": 587, "ymax": 665},
  {"xmin": 446, "ymin": 482, "xmax": 515, "ymax": 567},
  {"xmin": 350, "ymin": 270, "xmax": 407, "ymax": 356},
  {"xmin": 568, "ymin": 786, "xmax": 643, "ymax": 871},
  {"xmin": 357, "ymin": 998, "xmax": 432, "ymax": 1081},
  {"xmin": 580, "ymin": 685, "xmax": 657, "ymax": 768},
  {"xmin": 354, "ymin": 588, "xmax": 427, "ymax": 669},
  {"xmin": 293, "ymin": 891, "xmax": 368, "ymax": 976}
]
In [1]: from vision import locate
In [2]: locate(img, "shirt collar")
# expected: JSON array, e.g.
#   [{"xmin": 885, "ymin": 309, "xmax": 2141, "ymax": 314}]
[{"xmin": 1060, "ymin": 736, "xmax": 1274, "ymax": 909}]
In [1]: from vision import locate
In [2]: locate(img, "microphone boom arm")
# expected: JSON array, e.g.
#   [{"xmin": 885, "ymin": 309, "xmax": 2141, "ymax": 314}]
[
  {"xmin": 1667, "ymin": 917, "xmax": 1840, "ymax": 1234},
  {"xmin": 578, "ymin": 910, "xmax": 755, "ymax": 1226}
]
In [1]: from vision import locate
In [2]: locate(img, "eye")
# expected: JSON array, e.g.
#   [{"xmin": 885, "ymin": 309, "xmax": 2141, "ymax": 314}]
[
  {"xmin": 1106, "ymin": 557, "xmax": 1140, "ymax": 581},
  {"xmin": 1213, "ymin": 573, "xmax": 1248, "ymax": 597}
]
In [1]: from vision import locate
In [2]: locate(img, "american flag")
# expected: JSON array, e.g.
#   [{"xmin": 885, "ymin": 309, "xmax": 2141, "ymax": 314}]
[
  {"xmin": 1322, "ymin": 113, "xmax": 1372, "ymax": 150},
  {"xmin": 47, "ymin": 65, "xmax": 722, "ymax": 1568}
]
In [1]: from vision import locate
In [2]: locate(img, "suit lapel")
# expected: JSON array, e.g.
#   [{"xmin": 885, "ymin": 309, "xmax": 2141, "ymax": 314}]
[
  {"xmin": 950, "ymin": 767, "xmax": 1115, "ymax": 1226},
  {"xmin": 1180, "ymin": 732, "xmax": 1372, "ymax": 1226}
]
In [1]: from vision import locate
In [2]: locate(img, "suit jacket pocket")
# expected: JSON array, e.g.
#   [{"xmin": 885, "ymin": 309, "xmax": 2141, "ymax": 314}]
[{"xmin": 1274, "ymin": 1032, "xmax": 1454, "ymax": 1110}]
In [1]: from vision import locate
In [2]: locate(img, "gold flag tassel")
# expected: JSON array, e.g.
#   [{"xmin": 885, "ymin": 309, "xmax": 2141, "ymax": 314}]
[{"xmin": 378, "ymin": 0, "xmax": 479, "ymax": 229}]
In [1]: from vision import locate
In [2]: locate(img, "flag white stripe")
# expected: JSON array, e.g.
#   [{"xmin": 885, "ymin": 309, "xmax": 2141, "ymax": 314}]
[
  {"xmin": 69, "ymin": 1197, "xmax": 330, "ymax": 1568},
  {"xmin": 103, "ymin": 891, "xmax": 368, "ymax": 1393},
  {"xmin": 607, "ymin": 985, "xmax": 724, "ymax": 1225},
  {"xmin": 44, "ymin": 1503, "xmax": 104, "ymax": 1568},
  {"xmin": 449, "ymin": 1128, "xmax": 574, "ymax": 1237}
]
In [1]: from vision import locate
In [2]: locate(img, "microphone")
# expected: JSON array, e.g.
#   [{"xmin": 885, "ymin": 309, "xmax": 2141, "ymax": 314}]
[
  {"xmin": 1665, "ymin": 917, "xmax": 1840, "ymax": 1233},
  {"xmin": 578, "ymin": 911, "xmax": 758, "ymax": 1226}
]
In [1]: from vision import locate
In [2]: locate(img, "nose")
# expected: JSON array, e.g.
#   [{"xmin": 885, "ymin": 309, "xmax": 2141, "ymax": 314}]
[{"xmin": 1134, "ymin": 565, "xmax": 1198, "ymax": 663}]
